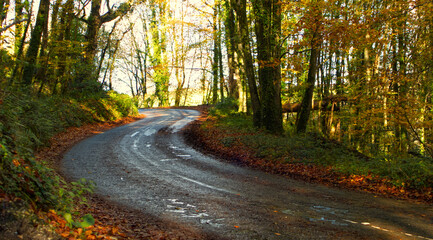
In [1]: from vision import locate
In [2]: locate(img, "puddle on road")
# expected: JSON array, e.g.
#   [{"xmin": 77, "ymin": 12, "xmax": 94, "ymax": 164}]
[
  {"xmin": 282, "ymin": 209, "xmax": 295, "ymax": 215},
  {"xmin": 311, "ymin": 205, "xmax": 349, "ymax": 215},
  {"xmin": 183, "ymin": 212, "xmax": 209, "ymax": 218},
  {"xmin": 164, "ymin": 198, "xmax": 225, "ymax": 228},
  {"xmin": 199, "ymin": 218, "xmax": 224, "ymax": 227},
  {"xmin": 309, "ymin": 217, "xmax": 349, "ymax": 226},
  {"xmin": 280, "ymin": 205, "xmax": 349, "ymax": 226},
  {"xmin": 169, "ymin": 145, "xmax": 180, "ymax": 150},
  {"xmin": 167, "ymin": 207, "xmax": 187, "ymax": 213},
  {"xmin": 167, "ymin": 199, "xmax": 184, "ymax": 205}
]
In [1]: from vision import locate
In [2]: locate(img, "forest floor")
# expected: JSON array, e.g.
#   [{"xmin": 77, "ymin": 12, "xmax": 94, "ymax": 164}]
[{"xmin": 2, "ymin": 105, "xmax": 431, "ymax": 240}]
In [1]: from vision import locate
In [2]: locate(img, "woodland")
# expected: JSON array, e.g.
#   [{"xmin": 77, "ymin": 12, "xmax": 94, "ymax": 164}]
[{"xmin": 1, "ymin": 0, "xmax": 433, "ymax": 238}]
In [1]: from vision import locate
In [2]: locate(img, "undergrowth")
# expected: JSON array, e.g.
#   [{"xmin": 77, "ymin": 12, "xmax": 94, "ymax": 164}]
[
  {"xmin": 207, "ymin": 104, "xmax": 433, "ymax": 191},
  {"xmin": 0, "ymin": 89, "xmax": 138, "ymax": 220}
]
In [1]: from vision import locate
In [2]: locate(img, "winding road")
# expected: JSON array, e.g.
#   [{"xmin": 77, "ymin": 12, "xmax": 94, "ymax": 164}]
[{"xmin": 62, "ymin": 109, "xmax": 433, "ymax": 239}]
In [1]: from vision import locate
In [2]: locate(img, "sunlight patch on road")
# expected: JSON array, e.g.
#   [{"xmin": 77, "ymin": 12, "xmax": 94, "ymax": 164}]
[
  {"xmin": 169, "ymin": 115, "xmax": 199, "ymax": 133},
  {"xmin": 133, "ymin": 138, "xmax": 139, "ymax": 150},
  {"xmin": 144, "ymin": 128, "xmax": 157, "ymax": 136}
]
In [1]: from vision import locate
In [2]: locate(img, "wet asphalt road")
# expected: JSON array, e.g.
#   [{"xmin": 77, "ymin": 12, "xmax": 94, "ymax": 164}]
[{"xmin": 62, "ymin": 109, "xmax": 433, "ymax": 240}]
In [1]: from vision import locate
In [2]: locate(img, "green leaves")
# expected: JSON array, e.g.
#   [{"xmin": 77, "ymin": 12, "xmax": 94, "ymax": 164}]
[{"xmin": 64, "ymin": 212, "xmax": 95, "ymax": 228}]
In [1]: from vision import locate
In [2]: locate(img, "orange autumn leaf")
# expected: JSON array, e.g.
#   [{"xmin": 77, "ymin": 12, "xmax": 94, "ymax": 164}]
[{"xmin": 12, "ymin": 159, "xmax": 21, "ymax": 166}]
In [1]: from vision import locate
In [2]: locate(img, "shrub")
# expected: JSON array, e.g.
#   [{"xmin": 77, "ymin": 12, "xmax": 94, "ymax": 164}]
[
  {"xmin": 0, "ymin": 140, "xmax": 93, "ymax": 212},
  {"xmin": 107, "ymin": 91, "xmax": 138, "ymax": 117},
  {"xmin": 209, "ymin": 98, "xmax": 239, "ymax": 117},
  {"xmin": 0, "ymin": 89, "xmax": 136, "ymax": 212}
]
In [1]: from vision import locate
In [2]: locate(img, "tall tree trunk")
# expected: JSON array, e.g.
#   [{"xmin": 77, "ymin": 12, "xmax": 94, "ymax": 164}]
[
  {"xmin": 224, "ymin": 1, "xmax": 239, "ymax": 101},
  {"xmin": 9, "ymin": 7, "xmax": 31, "ymax": 86},
  {"xmin": 232, "ymin": 0, "xmax": 261, "ymax": 127},
  {"xmin": 140, "ymin": 21, "xmax": 149, "ymax": 104},
  {"xmin": 14, "ymin": 0, "xmax": 27, "ymax": 55},
  {"xmin": 21, "ymin": 0, "xmax": 50, "ymax": 86},
  {"xmin": 78, "ymin": 0, "xmax": 104, "ymax": 84},
  {"xmin": 149, "ymin": 0, "xmax": 169, "ymax": 106},
  {"xmin": 212, "ymin": 4, "xmax": 219, "ymax": 104},
  {"xmin": 35, "ymin": 0, "xmax": 52, "ymax": 94},
  {"xmin": 57, "ymin": 0, "xmax": 74, "ymax": 94},
  {"xmin": 296, "ymin": 44, "xmax": 320, "ymax": 133},
  {"xmin": 218, "ymin": 3, "xmax": 224, "ymax": 101},
  {"xmin": 252, "ymin": 0, "xmax": 283, "ymax": 133},
  {"xmin": 296, "ymin": 1, "xmax": 322, "ymax": 134}
]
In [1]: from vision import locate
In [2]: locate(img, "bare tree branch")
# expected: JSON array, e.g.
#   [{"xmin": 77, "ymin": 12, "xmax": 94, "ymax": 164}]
[{"xmin": 0, "ymin": 18, "xmax": 28, "ymax": 33}]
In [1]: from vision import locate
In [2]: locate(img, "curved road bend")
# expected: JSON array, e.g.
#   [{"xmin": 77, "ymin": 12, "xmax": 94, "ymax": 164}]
[{"xmin": 62, "ymin": 109, "xmax": 433, "ymax": 240}]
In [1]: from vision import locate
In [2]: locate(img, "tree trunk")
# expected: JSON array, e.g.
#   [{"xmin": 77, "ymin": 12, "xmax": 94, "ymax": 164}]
[
  {"xmin": 35, "ymin": 0, "xmax": 51, "ymax": 93},
  {"xmin": 233, "ymin": 0, "xmax": 262, "ymax": 127},
  {"xmin": 224, "ymin": 1, "xmax": 239, "ymax": 101},
  {"xmin": 9, "ymin": 8, "xmax": 31, "ymax": 85},
  {"xmin": 218, "ymin": 5, "xmax": 224, "ymax": 101},
  {"xmin": 14, "ymin": 0, "xmax": 26, "ymax": 55},
  {"xmin": 296, "ymin": 45, "xmax": 319, "ymax": 133},
  {"xmin": 296, "ymin": 1, "xmax": 322, "ymax": 134},
  {"xmin": 22, "ymin": 0, "xmax": 50, "ymax": 86},
  {"xmin": 252, "ymin": 0, "xmax": 283, "ymax": 134},
  {"xmin": 212, "ymin": 4, "xmax": 219, "ymax": 104},
  {"xmin": 56, "ymin": 0, "xmax": 74, "ymax": 94},
  {"xmin": 78, "ymin": 0, "xmax": 104, "ymax": 84}
]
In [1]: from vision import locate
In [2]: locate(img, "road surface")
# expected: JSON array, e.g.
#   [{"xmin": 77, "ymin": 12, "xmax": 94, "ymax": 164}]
[{"xmin": 62, "ymin": 109, "xmax": 433, "ymax": 239}]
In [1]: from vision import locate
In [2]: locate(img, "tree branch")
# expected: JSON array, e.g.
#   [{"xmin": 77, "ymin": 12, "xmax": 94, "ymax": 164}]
[
  {"xmin": 282, "ymin": 95, "xmax": 349, "ymax": 113},
  {"xmin": 0, "ymin": 18, "xmax": 28, "ymax": 33},
  {"xmin": 280, "ymin": 49, "xmax": 311, "ymax": 59},
  {"xmin": 101, "ymin": 2, "xmax": 130, "ymax": 24},
  {"xmin": 106, "ymin": 0, "xmax": 112, "ymax": 12}
]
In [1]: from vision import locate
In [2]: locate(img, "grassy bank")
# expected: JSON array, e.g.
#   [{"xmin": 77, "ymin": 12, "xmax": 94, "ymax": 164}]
[
  {"xmin": 189, "ymin": 104, "xmax": 433, "ymax": 203},
  {"xmin": 0, "ymin": 90, "xmax": 138, "ymax": 238}
]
